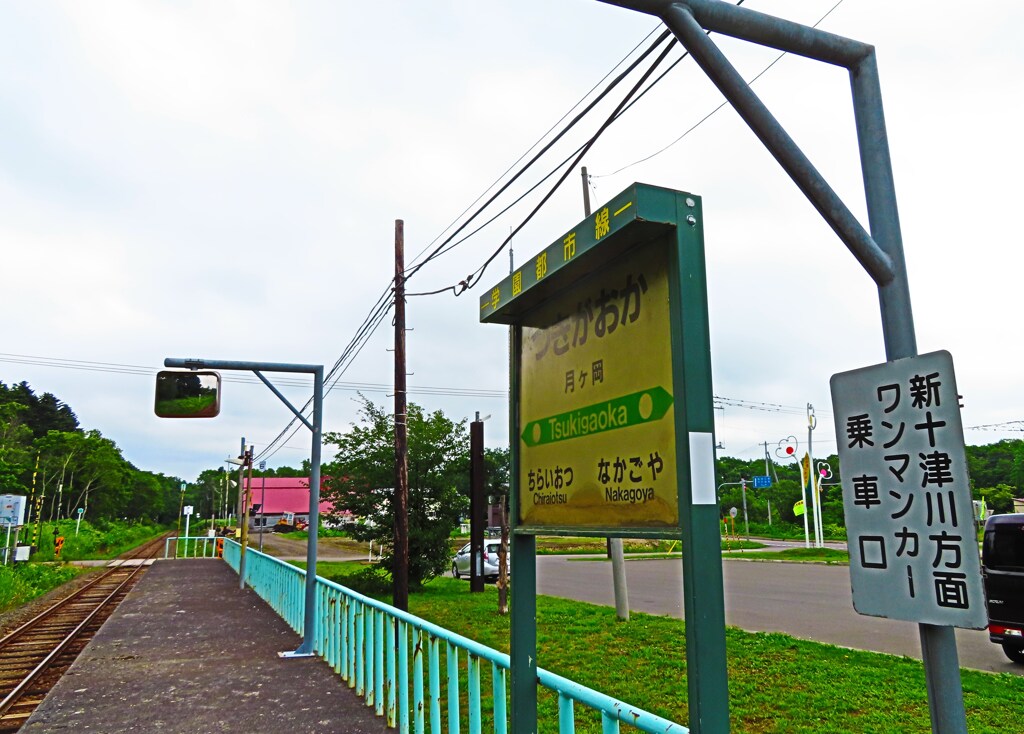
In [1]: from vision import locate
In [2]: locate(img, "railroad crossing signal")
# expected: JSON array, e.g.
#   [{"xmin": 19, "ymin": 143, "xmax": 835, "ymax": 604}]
[{"xmin": 54, "ymin": 536, "xmax": 65, "ymax": 557}]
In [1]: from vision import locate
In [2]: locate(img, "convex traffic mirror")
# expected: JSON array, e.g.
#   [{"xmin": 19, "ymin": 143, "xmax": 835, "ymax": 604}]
[{"xmin": 154, "ymin": 370, "xmax": 221, "ymax": 418}]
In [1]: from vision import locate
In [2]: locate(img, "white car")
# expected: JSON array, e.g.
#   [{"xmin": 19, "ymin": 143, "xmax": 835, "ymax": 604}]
[{"xmin": 451, "ymin": 541, "xmax": 508, "ymax": 581}]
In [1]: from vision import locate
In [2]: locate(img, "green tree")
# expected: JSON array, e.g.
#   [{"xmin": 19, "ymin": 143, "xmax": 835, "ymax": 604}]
[
  {"xmin": 0, "ymin": 381, "xmax": 79, "ymax": 438},
  {"xmin": 977, "ymin": 484, "xmax": 1016, "ymax": 515},
  {"xmin": 0, "ymin": 402, "xmax": 32, "ymax": 493},
  {"xmin": 55, "ymin": 431, "xmax": 131, "ymax": 519},
  {"xmin": 966, "ymin": 440, "xmax": 1024, "ymax": 495},
  {"xmin": 322, "ymin": 398, "xmax": 470, "ymax": 587}
]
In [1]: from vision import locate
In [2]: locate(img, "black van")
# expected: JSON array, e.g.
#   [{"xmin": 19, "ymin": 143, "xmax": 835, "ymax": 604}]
[{"xmin": 982, "ymin": 513, "xmax": 1024, "ymax": 664}]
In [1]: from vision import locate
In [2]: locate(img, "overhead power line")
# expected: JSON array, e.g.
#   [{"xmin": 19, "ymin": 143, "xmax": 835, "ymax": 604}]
[
  {"xmin": 0, "ymin": 353, "xmax": 506, "ymax": 399},
  {"xmin": 593, "ymin": 0, "xmax": 846, "ymax": 179}
]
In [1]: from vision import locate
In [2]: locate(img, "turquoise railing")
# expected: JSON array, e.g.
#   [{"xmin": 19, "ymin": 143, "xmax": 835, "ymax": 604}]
[{"xmin": 222, "ymin": 541, "xmax": 687, "ymax": 734}]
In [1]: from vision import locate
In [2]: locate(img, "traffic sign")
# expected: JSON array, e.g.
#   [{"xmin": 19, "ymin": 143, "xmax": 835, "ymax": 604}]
[
  {"xmin": 753, "ymin": 475, "xmax": 771, "ymax": 489},
  {"xmin": 183, "ymin": 505, "xmax": 194, "ymax": 516}
]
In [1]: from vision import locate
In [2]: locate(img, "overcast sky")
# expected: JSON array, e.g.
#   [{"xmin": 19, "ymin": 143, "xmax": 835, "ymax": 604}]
[{"xmin": 2, "ymin": 0, "xmax": 1021, "ymax": 482}]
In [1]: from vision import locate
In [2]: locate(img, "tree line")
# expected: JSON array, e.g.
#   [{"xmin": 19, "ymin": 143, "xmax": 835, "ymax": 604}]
[
  {"xmin": 715, "ymin": 438, "xmax": 1024, "ymax": 532},
  {"xmin": 0, "ymin": 381, "xmax": 185, "ymax": 523},
  {"xmin": 3, "ymin": 377, "xmax": 1021, "ymax": 575}
]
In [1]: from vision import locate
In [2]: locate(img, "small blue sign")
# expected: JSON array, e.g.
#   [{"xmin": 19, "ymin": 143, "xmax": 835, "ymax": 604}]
[{"xmin": 753, "ymin": 475, "xmax": 771, "ymax": 489}]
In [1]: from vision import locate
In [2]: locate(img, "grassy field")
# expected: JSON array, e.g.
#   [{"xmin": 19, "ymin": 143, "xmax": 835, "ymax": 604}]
[
  {"xmin": 448, "ymin": 536, "xmax": 764, "ymax": 556},
  {"xmin": 313, "ymin": 561, "xmax": 1024, "ymax": 733},
  {"xmin": 722, "ymin": 547, "xmax": 850, "ymax": 564},
  {"xmin": 0, "ymin": 521, "xmax": 168, "ymax": 614},
  {"xmin": 0, "ymin": 563, "xmax": 87, "ymax": 614}
]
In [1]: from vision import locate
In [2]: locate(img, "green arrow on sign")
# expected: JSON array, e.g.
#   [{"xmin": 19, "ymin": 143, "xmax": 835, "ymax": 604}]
[{"xmin": 521, "ymin": 386, "xmax": 673, "ymax": 447}]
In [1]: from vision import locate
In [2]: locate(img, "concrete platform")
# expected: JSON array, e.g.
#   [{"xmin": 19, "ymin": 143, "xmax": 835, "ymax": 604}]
[{"xmin": 23, "ymin": 558, "xmax": 390, "ymax": 733}]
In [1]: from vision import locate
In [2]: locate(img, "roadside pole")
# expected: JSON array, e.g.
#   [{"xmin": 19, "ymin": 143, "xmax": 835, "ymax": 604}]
[
  {"xmin": 581, "ymin": 164, "xmax": 629, "ymax": 621},
  {"xmin": 183, "ymin": 505, "xmax": 192, "ymax": 556}
]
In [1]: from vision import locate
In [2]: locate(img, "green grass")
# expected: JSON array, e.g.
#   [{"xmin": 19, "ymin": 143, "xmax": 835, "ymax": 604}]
[
  {"xmin": 451, "ymin": 536, "xmax": 681, "ymax": 556},
  {"xmin": 276, "ymin": 526, "xmax": 351, "ymax": 540},
  {"xmin": 0, "ymin": 563, "xmax": 88, "ymax": 614},
  {"xmin": 319, "ymin": 568, "xmax": 1023, "ymax": 733},
  {"xmin": 725, "ymin": 547, "xmax": 850, "ymax": 564}
]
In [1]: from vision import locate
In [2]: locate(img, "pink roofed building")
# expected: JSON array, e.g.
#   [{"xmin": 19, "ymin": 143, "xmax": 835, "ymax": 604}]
[{"xmin": 242, "ymin": 477, "xmax": 349, "ymax": 529}]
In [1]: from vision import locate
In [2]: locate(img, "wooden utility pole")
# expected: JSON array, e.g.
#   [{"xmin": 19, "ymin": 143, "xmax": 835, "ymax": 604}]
[
  {"xmin": 470, "ymin": 415, "xmax": 485, "ymax": 593},
  {"xmin": 393, "ymin": 219, "xmax": 410, "ymax": 612}
]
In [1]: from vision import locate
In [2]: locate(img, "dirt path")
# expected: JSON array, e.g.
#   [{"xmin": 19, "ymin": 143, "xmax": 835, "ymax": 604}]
[{"xmin": 250, "ymin": 533, "xmax": 369, "ymax": 562}]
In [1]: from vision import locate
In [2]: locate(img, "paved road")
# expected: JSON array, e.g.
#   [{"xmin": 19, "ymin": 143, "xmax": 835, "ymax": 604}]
[{"xmin": 535, "ymin": 555, "xmax": 1021, "ymax": 675}]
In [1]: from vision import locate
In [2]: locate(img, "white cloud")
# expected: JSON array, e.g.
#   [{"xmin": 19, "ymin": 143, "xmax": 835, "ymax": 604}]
[{"xmin": 0, "ymin": 0, "xmax": 1021, "ymax": 480}]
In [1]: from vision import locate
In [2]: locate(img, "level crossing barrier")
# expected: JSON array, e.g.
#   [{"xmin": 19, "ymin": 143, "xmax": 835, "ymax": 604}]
[{"xmin": 222, "ymin": 540, "xmax": 688, "ymax": 734}]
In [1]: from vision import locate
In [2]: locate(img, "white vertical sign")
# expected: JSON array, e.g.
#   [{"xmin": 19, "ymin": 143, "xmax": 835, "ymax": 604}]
[{"xmin": 830, "ymin": 350, "xmax": 986, "ymax": 628}]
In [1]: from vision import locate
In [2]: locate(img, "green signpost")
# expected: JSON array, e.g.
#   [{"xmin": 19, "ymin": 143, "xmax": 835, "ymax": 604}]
[{"xmin": 481, "ymin": 182, "xmax": 730, "ymax": 734}]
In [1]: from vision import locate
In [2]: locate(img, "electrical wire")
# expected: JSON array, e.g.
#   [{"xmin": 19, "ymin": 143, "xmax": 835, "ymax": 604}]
[
  {"xmin": 403, "ymin": 29, "xmax": 676, "ymax": 287},
  {"xmin": 593, "ymin": 0, "xmax": 846, "ymax": 178},
  {"xmin": 0, "ymin": 352, "xmax": 505, "ymax": 398},
  {"xmin": 405, "ymin": 23, "xmax": 665, "ymax": 272},
  {"xmin": 461, "ymin": 36, "xmax": 680, "ymax": 295}
]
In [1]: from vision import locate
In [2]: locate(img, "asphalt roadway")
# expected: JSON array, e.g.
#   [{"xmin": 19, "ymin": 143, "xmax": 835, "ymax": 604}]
[{"xmin": 534, "ymin": 552, "xmax": 1022, "ymax": 676}]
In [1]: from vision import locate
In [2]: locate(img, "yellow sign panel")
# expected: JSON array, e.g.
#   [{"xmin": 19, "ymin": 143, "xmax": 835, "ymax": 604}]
[{"xmin": 519, "ymin": 240, "xmax": 676, "ymax": 528}]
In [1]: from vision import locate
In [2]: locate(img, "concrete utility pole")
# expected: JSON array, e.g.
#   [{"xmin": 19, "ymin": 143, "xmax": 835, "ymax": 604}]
[
  {"xmin": 393, "ymin": 219, "xmax": 410, "ymax": 612},
  {"xmin": 581, "ymin": 165, "xmax": 629, "ymax": 621}
]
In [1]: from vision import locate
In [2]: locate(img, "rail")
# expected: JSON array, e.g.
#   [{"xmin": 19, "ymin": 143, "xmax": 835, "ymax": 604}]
[
  {"xmin": 223, "ymin": 540, "xmax": 687, "ymax": 734},
  {"xmin": 0, "ymin": 532, "xmax": 167, "ymax": 730}
]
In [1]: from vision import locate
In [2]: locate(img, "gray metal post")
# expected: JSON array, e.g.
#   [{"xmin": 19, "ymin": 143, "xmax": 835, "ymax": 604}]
[
  {"xmin": 291, "ymin": 366, "xmax": 324, "ymax": 656},
  {"xmin": 849, "ymin": 40, "xmax": 966, "ymax": 734},
  {"xmin": 591, "ymin": 1, "xmax": 967, "ymax": 730}
]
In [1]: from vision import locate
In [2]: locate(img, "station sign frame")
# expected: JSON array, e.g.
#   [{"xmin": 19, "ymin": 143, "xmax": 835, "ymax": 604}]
[
  {"xmin": 481, "ymin": 182, "xmax": 719, "ymax": 537},
  {"xmin": 480, "ymin": 182, "xmax": 729, "ymax": 734}
]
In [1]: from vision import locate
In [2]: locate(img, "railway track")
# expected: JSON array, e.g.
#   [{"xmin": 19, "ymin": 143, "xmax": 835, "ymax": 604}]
[{"xmin": 0, "ymin": 533, "xmax": 169, "ymax": 732}]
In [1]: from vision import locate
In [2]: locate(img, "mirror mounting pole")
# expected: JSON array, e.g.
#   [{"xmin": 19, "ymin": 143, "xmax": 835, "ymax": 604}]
[{"xmin": 163, "ymin": 357, "xmax": 324, "ymax": 659}]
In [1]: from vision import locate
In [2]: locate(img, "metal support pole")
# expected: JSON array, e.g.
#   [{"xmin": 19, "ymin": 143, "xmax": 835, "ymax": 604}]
[
  {"xmin": 290, "ymin": 366, "xmax": 324, "ymax": 656},
  {"xmin": 850, "ymin": 36, "xmax": 965, "ymax": 734},
  {"xmin": 163, "ymin": 356, "xmax": 325, "ymax": 659},
  {"xmin": 589, "ymin": 2, "xmax": 966, "ymax": 730}
]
